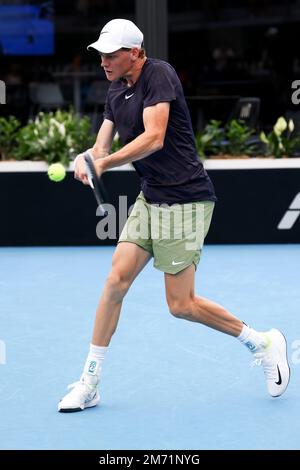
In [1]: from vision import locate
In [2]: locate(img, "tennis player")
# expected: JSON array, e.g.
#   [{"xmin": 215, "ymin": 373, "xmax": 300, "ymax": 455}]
[{"xmin": 58, "ymin": 19, "xmax": 290, "ymax": 412}]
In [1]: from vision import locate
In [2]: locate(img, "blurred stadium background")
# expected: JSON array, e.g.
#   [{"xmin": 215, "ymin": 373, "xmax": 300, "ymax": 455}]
[{"xmin": 1, "ymin": 0, "xmax": 300, "ymax": 131}]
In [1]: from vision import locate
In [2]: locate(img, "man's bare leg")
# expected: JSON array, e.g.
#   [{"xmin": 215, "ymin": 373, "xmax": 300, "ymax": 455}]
[
  {"xmin": 92, "ymin": 242, "xmax": 151, "ymax": 346},
  {"xmin": 165, "ymin": 265, "xmax": 242, "ymax": 336},
  {"xmin": 58, "ymin": 242, "xmax": 151, "ymax": 412}
]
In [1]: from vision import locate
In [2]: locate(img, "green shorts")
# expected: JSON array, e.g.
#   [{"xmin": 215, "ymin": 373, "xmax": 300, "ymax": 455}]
[{"xmin": 119, "ymin": 192, "xmax": 214, "ymax": 274}]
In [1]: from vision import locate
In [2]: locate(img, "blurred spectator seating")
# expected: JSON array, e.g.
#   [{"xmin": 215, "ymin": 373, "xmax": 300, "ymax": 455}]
[
  {"xmin": 29, "ymin": 82, "xmax": 65, "ymax": 115},
  {"xmin": 228, "ymin": 96, "xmax": 261, "ymax": 129},
  {"xmin": 84, "ymin": 80, "xmax": 109, "ymax": 132}
]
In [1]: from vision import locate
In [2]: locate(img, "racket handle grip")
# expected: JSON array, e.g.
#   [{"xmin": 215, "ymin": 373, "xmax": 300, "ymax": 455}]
[{"xmin": 74, "ymin": 149, "xmax": 94, "ymax": 167}]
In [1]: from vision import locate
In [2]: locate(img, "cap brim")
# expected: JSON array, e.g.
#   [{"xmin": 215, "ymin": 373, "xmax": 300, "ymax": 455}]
[{"xmin": 87, "ymin": 39, "xmax": 121, "ymax": 54}]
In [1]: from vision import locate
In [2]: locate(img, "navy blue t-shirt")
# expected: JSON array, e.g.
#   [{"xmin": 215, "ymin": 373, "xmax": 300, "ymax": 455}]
[{"xmin": 103, "ymin": 58, "xmax": 217, "ymax": 204}]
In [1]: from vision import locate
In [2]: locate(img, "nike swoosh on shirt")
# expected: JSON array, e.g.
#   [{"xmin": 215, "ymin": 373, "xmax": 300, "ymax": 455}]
[
  {"xmin": 275, "ymin": 365, "xmax": 282, "ymax": 385},
  {"xmin": 125, "ymin": 93, "xmax": 135, "ymax": 100},
  {"xmin": 172, "ymin": 261, "xmax": 185, "ymax": 266}
]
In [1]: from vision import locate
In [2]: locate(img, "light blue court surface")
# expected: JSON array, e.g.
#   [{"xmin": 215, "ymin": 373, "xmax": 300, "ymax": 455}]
[{"xmin": 0, "ymin": 245, "xmax": 299, "ymax": 450}]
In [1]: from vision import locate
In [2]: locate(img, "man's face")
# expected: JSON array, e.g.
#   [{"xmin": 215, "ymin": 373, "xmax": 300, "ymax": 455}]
[{"xmin": 100, "ymin": 49, "xmax": 134, "ymax": 81}]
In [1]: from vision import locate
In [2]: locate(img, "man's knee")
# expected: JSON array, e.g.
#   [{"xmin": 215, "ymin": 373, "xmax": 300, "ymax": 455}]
[
  {"xmin": 167, "ymin": 299, "xmax": 192, "ymax": 319},
  {"xmin": 105, "ymin": 271, "xmax": 131, "ymax": 301}
]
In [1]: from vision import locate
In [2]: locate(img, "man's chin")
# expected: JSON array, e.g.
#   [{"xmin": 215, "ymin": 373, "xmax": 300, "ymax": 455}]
[{"xmin": 105, "ymin": 72, "xmax": 115, "ymax": 81}]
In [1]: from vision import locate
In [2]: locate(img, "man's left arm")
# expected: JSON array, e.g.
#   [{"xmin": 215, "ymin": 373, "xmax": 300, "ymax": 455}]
[{"xmin": 95, "ymin": 102, "xmax": 170, "ymax": 175}]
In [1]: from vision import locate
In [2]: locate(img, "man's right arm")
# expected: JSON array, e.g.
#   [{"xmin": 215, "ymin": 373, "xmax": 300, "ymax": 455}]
[{"xmin": 74, "ymin": 119, "xmax": 115, "ymax": 184}]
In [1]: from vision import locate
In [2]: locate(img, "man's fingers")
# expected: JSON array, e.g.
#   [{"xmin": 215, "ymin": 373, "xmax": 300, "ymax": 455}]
[
  {"xmin": 78, "ymin": 172, "xmax": 89, "ymax": 185},
  {"xmin": 74, "ymin": 170, "xmax": 89, "ymax": 184},
  {"xmin": 73, "ymin": 154, "xmax": 91, "ymax": 185}
]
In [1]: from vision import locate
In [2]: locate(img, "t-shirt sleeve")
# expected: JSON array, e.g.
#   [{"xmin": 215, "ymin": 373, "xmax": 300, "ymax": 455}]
[
  {"xmin": 103, "ymin": 93, "xmax": 114, "ymax": 123},
  {"xmin": 143, "ymin": 63, "xmax": 177, "ymax": 109}
]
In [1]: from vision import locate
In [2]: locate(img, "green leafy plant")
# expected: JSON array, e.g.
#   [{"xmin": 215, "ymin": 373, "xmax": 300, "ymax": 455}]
[
  {"xmin": 195, "ymin": 120, "xmax": 224, "ymax": 158},
  {"xmin": 195, "ymin": 119, "xmax": 258, "ymax": 158},
  {"xmin": 0, "ymin": 116, "xmax": 21, "ymax": 160},
  {"xmin": 260, "ymin": 117, "xmax": 300, "ymax": 158},
  {"xmin": 225, "ymin": 119, "xmax": 257, "ymax": 156},
  {"xmin": 13, "ymin": 109, "xmax": 95, "ymax": 165}
]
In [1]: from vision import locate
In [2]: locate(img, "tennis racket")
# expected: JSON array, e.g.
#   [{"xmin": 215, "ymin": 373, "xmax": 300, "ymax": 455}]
[{"xmin": 84, "ymin": 153, "xmax": 107, "ymax": 216}]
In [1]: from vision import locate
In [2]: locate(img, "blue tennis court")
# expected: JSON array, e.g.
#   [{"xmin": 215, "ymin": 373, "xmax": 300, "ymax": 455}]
[{"xmin": 0, "ymin": 244, "xmax": 299, "ymax": 450}]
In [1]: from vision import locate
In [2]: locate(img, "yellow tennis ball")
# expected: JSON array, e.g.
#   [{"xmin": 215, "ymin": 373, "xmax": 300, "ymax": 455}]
[{"xmin": 47, "ymin": 163, "xmax": 66, "ymax": 182}]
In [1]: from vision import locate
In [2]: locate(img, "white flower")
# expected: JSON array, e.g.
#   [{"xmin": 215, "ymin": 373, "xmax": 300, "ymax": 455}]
[
  {"xmin": 58, "ymin": 123, "xmax": 66, "ymax": 137},
  {"xmin": 260, "ymin": 131, "xmax": 269, "ymax": 144},
  {"xmin": 66, "ymin": 136, "xmax": 73, "ymax": 147},
  {"xmin": 274, "ymin": 117, "xmax": 287, "ymax": 136},
  {"xmin": 38, "ymin": 138, "xmax": 47, "ymax": 147},
  {"xmin": 50, "ymin": 118, "xmax": 66, "ymax": 137},
  {"xmin": 288, "ymin": 119, "xmax": 295, "ymax": 132}
]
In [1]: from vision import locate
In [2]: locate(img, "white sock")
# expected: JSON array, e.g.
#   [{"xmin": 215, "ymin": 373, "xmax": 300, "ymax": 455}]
[
  {"xmin": 83, "ymin": 344, "xmax": 108, "ymax": 379},
  {"xmin": 237, "ymin": 323, "xmax": 268, "ymax": 353}
]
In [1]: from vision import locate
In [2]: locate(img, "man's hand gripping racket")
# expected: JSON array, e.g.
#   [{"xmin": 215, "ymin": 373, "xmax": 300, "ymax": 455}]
[{"xmin": 84, "ymin": 153, "xmax": 107, "ymax": 216}]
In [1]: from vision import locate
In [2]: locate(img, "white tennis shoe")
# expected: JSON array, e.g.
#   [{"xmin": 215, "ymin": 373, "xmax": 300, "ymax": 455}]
[
  {"xmin": 252, "ymin": 328, "xmax": 290, "ymax": 397},
  {"xmin": 58, "ymin": 374, "xmax": 100, "ymax": 412}
]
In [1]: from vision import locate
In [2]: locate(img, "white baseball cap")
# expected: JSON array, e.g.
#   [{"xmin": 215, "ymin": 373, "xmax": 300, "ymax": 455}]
[{"xmin": 87, "ymin": 19, "xmax": 143, "ymax": 54}]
